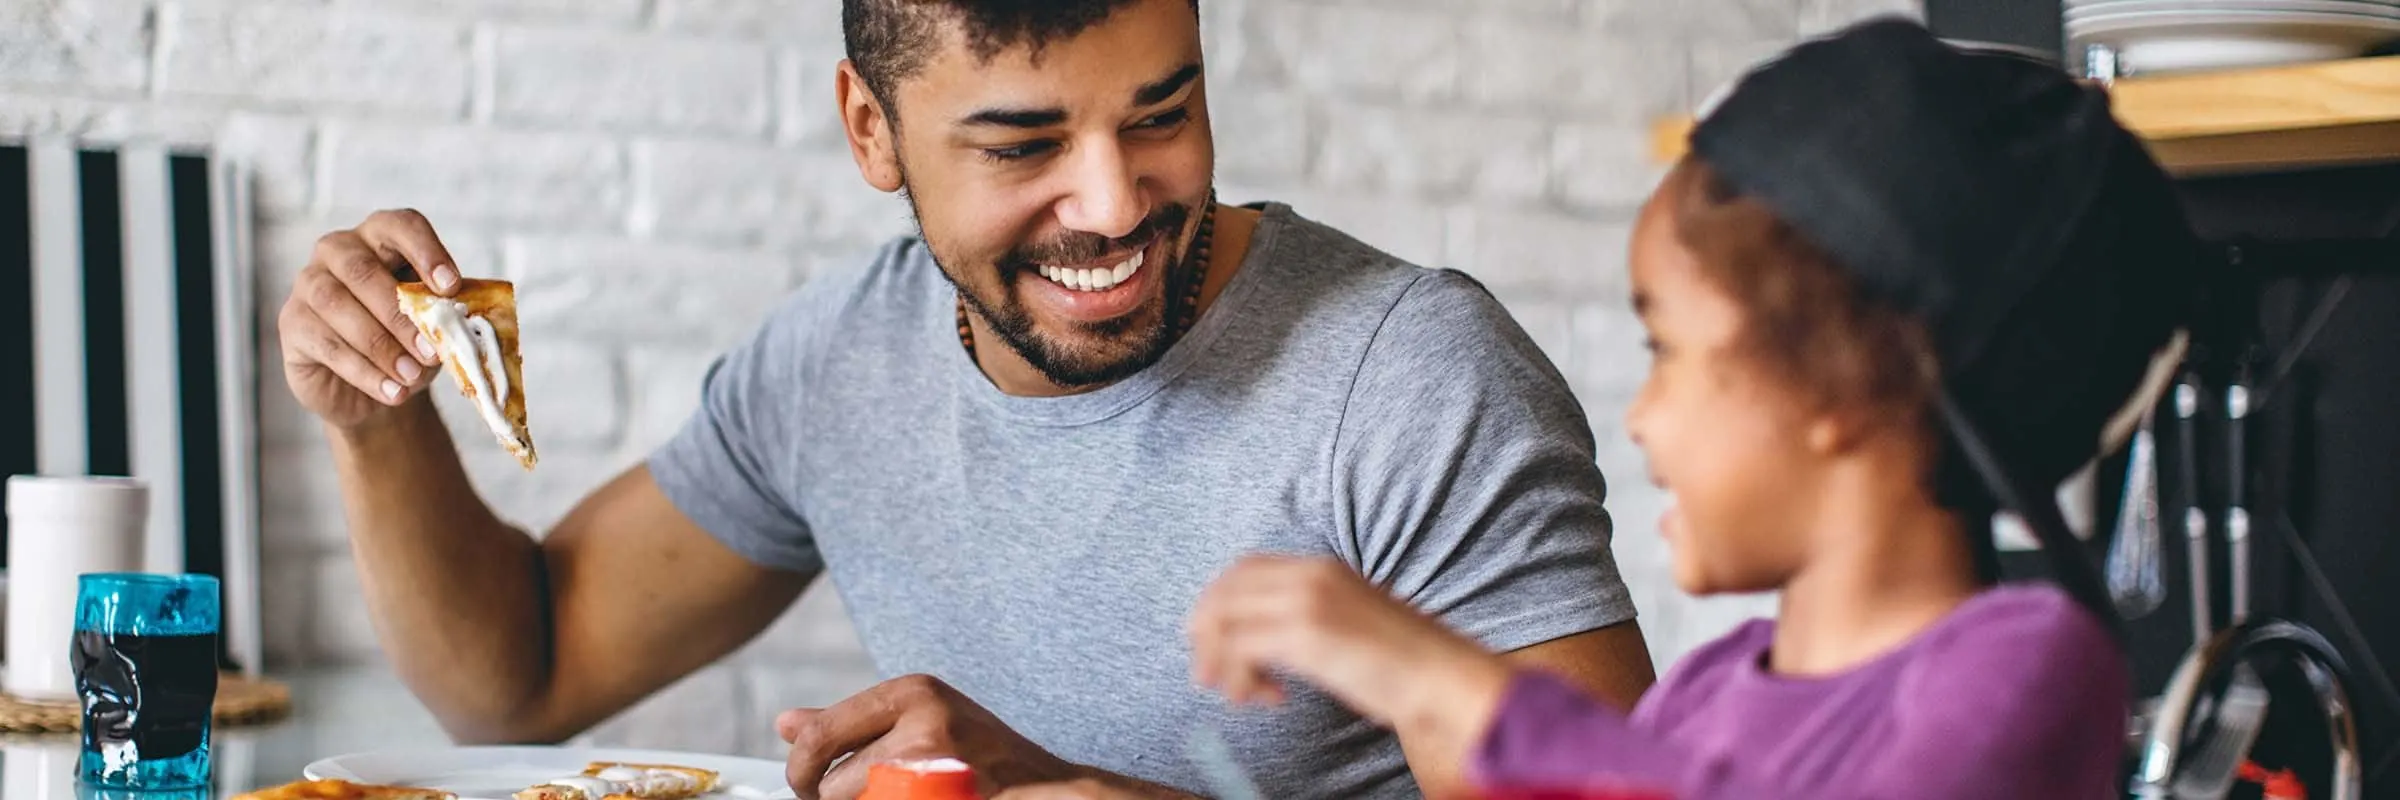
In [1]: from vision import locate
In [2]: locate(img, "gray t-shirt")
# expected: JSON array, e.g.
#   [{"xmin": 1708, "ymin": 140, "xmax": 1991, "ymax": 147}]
[{"xmin": 649, "ymin": 203, "xmax": 1636, "ymax": 798}]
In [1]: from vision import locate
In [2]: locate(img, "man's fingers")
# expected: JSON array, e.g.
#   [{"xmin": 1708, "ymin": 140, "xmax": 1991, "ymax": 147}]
[
  {"xmin": 777, "ymin": 708, "xmax": 815, "ymax": 744},
  {"xmin": 817, "ymin": 724, "xmax": 980, "ymax": 800},
  {"xmin": 784, "ymin": 682, "xmax": 913, "ymax": 800},
  {"xmin": 815, "ymin": 743, "xmax": 886, "ymax": 800},
  {"xmin": 301, "ymin": 270, "xmax": 425, "ymax": 390},
  {"xmin": 315, "ymin": 232, "xmax": 434, "ymax": 365},
  {"xmin": 283, "ymin": 307, "xmax": 407, "ymax": 404},
  {"xmin": 356, "ymin": 208, "xmax": 460, "ymax": 295}
]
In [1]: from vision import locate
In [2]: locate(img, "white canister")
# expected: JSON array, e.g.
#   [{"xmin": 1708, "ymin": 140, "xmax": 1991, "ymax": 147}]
[
  {"xmin": 3, "ymin": 475, "xmax": 148, "ymax": 700},
  {"xmin": 1, "ymin": 741, "xmax": 81, "ymax": 798}
]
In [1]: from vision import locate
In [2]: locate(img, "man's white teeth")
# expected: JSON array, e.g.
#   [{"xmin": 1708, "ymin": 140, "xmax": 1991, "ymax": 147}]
[{"xmin": 1038, "ymin": 249, "xmax": 1144, "ymax": 292}]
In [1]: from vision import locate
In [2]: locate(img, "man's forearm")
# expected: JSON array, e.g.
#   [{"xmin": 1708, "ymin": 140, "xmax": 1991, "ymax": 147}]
[{"xmin": 330, "ymin": 398, "xmax": 554, "ymax": 741}]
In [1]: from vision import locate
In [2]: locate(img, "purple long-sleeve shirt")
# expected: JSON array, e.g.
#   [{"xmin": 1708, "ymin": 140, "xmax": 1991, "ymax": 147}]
[{"xmin": 1471, "ymin": 584, "xmax": 2129, "ymax": 800}]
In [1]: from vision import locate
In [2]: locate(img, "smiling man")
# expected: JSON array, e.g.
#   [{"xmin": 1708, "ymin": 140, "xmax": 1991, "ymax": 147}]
[{"xmin": 274, "ymin": 1, "xmax": 1652, "ymax": 798}]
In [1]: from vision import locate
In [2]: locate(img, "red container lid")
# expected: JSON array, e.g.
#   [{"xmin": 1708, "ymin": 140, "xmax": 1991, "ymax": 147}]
[{"xmin": 859, "ymin": 758, "xmax": 981, "ymax": 800}]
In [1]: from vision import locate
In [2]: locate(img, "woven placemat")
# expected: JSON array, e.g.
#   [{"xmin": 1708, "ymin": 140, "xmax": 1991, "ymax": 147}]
[{"xmin": 0, "ymin": 673, "xmax": 292, "ymax": 733}]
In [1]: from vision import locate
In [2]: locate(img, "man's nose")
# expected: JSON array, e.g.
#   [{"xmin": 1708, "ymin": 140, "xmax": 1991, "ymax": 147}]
[{"xmin": 1054, "ymin": 143, "xmax": 1146, "ymax": 240}]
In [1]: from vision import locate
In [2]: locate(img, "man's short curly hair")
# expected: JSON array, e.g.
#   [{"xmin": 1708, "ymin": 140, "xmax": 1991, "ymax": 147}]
[{"xmin": 844, "ymin": 0, "xmax": 1197, "ymax": 119}]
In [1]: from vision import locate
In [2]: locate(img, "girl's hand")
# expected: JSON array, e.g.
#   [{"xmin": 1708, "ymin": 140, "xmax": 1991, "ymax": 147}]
[{"xmin": 1186, "ymin": 555, "xmax": 1515, "ymax": 750}]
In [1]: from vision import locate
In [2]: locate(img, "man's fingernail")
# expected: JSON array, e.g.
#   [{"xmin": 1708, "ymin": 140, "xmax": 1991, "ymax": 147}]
[
  {"xmin": 396, "ymin": 357, "xmax": 422, "ymax": 384},
  {"xmin": 381, "ymin": 380, "xmax": 403, "ymax": 401},
  {"xmin": 416, "ymin": 334, "xmax": 435, "ymax": 360},
  {"xmin": 431, "ymin": 264, "xmax": 459, "ymax": 291}
]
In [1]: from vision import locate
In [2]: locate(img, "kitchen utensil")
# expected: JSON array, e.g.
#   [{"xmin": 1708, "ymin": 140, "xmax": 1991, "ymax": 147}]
[
  {"xmin": 2164, "ymin": 351, "xmax": 2274, "ymax": 800},
  {"xmin": 2174, "ymin": 375, "xmax": 2213, "ymax": 644},
  {"xmin": 2226, "ymin": 356, "xmax": 2256, "ymax": 624},
  {"xmin": 2164, "ymin": 353, "xmax": 2273, "ymax": 800},
  {"xmin": 2172, "ymin": 664, "xmax": 2275, "ymax": 800},
  {"xmin": 2108, "ymin": 420, "xmax": 2170, "ymax": 618}
]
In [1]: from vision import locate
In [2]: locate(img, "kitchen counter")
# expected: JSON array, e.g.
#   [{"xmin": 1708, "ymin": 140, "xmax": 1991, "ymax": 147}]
[{"xmin": 1651, "ymin": 54, "xmax": 2400, "ymax": 175}]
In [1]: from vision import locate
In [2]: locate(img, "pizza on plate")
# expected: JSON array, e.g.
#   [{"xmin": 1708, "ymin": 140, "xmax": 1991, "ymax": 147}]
[
  {"xmin": 230, "ymin": 778, "xmax": 456, "ymax": 800},
  {"xmin": 513, "ymin": 761, "xmax": 724, "ymax": 800}
]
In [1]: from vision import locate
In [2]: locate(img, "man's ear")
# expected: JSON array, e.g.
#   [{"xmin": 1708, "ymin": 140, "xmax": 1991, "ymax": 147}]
[{"xmin": 836, "ymin": 59, "xmax": 904, "ymax": 193}]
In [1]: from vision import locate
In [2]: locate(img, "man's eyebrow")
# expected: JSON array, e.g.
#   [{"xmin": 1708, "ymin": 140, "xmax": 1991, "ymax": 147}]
[
  {"xmin": 953, "ymin": 62, "xmax": 1202, "ymax": 129},
  {"xmin": 958, "ymin": 106, "xmax": 1070, "ymax": 129},
  {"xmin": 1135, "ymin": 63, "xmax": 1202, "ymax": 106}
]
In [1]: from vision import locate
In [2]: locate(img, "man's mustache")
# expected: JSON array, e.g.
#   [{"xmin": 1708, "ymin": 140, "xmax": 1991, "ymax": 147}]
[{"xmin": 1001, "ymin": 203, "xmax": 1193, "ymax": 269}]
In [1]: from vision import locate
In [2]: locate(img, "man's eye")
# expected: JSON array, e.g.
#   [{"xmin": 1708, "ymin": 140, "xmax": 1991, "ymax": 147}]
[
  {"xmin": 1135, "ymin": 108, "xmax": 1190, "ymax": 130},
  {"xmin": 981, "ymin": 141, "xmax": 1059, "ymax": 162}
]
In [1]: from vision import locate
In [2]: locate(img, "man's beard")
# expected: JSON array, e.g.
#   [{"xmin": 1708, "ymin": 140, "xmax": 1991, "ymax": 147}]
[{"xmin": 907, "ymin": 185, "xmax": 1201, "ymax": 389}]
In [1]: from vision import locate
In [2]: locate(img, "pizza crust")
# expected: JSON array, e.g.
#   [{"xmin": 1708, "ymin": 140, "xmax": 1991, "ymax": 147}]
[{"xmin": 229, "ymin": 778, "xmax": 456, "ymax": 800}]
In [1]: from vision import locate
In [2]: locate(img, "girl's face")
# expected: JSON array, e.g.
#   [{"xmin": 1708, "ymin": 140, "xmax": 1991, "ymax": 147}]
[{"xmin": 1622, "ymin": 188, "xmax": 1830, "ymax": 596}]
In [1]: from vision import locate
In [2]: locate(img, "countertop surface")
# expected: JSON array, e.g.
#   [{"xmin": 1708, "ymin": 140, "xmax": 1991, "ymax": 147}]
[
  {"xmin": 1651, "ymin": 54, "xmax": 2400, "ymax": 175},
  {"xmin": 3, "ymin": 666, "xmax": 513, "ymax": 797}
]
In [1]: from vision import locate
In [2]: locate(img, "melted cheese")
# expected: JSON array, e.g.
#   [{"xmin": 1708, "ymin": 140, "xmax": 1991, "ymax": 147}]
[
  {"xmin": 538, "ymin": 767, "xmax": 703, "ymax": 799},
  {"xmin": 418, "ymin": 297, "xmax": 516, "ymax": 446},
  {"xmin": 538, "ymin": 777, "xmax": 615, "ymax": 800}
]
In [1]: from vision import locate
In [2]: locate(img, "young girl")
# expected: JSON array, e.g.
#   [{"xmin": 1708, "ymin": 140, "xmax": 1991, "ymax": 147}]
[{"xmin": 1173, "ymin": 19, "xmax": 2204, "ymax": 800}]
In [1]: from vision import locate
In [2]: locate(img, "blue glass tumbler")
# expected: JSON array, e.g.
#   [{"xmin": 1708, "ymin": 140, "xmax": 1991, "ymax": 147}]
[{"xmin": 70, "ymin": 573, "xmax": 221, "ymax": 790}]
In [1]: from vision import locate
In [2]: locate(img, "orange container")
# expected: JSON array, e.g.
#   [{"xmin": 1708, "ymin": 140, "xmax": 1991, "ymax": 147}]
[{"xmin": 859, "ymin": 758, "xmax": 982, "ymax": 800}]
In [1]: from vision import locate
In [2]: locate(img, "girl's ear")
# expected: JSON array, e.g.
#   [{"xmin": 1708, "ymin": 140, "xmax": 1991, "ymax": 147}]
[
  {"xmin": 1805, "ymin": 413, "xmax": 1848, "ymax": 456},
  {"xmin": 1805, "ymin": 404, "xmax": 1912, "ymax": 458}
]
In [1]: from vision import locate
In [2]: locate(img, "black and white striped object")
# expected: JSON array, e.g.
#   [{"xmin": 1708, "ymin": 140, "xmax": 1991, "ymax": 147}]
[{"xmin": 0, "ymin": 138, "xmax": 262, "ymax": 676}]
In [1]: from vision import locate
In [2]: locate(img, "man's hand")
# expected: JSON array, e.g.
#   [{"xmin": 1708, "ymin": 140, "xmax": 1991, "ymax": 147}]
[
  {"xmin": 278, "ymin": 208, "xmax": 463, "ymax": 430},
  {"xmin": 1187, "ymin": 555, "xmax": 1517, "ymax": 768},
  {"xmin": 778, "ymin": 675, "xmax": 1090, "ymax": 800}
]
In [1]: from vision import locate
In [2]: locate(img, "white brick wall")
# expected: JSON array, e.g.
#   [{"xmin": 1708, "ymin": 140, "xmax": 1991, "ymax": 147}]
[
  {"xmin": 2, "ymin": 0, "xmax": 1916, "ymax": 751},
  {"xmin": 490, "ymin": 28, "xmax": 773, "ymax": 135},
  {"xmin": 158, "ymin": 2, "xmax": 476, "ymax": 117}
]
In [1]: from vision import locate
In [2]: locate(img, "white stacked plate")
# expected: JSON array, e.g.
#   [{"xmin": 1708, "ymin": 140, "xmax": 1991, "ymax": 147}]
[{"xmin": 2068, "ymin": 0, "xmax": 2400, "ymax": 75}]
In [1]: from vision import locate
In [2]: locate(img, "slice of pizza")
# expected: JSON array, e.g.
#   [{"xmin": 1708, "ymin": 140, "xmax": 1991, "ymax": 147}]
[
  {"xmin": 230, "ymin": 778, "xmax": 456, "ymax": 800},
  {"xmin": 397, "ymin": 278, "xmax": 536, "ymax": 469},
  {"xmin": 511, "ymin": 762, "xmax": 722, "ymax": 800}
]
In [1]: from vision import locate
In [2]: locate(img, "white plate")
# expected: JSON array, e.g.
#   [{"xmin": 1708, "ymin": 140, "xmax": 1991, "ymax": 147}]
[
  {"xmin": 2070, "ymin": 8, "xmax": 2400, "ymax": 32},
  {"xmin": 2069, "ymin": 9, "xmax": 2400, "ymax": 72},
  {"xmin": 303, "ymin": 746, "xmax": 797, "ymax": 800},
  {"xmin": 2067, "ymin": 1, "xmax": 2400, "ymax": 21}
]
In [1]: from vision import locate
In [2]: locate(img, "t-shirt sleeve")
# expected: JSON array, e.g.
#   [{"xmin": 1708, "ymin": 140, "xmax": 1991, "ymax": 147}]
[
  {"xmin": 1330, "ymin": 269, "xmax": 1636, "ymax": 653},
  {"xmin": 646, "ymin": 296, "xmax": 824, "ymax": 575},
  {"xmin": 1473, "ymin": 594, "xmax": 2129, "ymax": 799}
]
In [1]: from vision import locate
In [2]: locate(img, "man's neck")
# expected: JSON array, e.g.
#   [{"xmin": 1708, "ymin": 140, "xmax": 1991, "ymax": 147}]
[
  {"xmin": 971, "ymin": 203, "xmax": 1261, "ymax": 397},
  {"xmin": 1766, "ymin": 477, "xmax": 1982, "ymax": 677}
]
